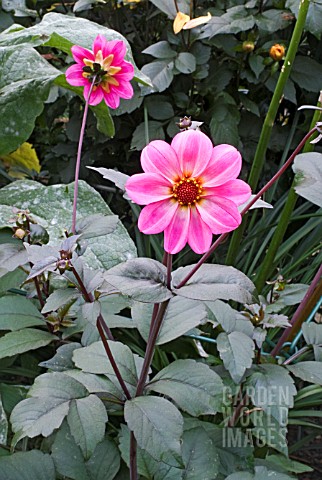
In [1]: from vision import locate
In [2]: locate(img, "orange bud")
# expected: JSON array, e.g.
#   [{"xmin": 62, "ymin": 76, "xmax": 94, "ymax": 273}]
[
  {"xmin": 173, "ymin": 11, "xmax": 190, "ymax": 34},
  {"xmin": 269, "ymin": 44, "xmax": 285, "ymax": 61},
  {"xmin": 14, "ymin": 228, "xmax": 26, "ymax": 240}
]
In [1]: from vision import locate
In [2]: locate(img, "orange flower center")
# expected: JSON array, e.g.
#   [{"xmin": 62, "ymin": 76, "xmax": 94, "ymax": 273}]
[{"xmin": 172, "ymin": 178, "xmax": 203, "ymax": 206}]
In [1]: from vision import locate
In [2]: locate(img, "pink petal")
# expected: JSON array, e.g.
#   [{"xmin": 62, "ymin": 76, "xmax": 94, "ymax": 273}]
[
  {"xmin": 171, "ymin": 130, "xmax": 213, "ymax": 178},
  {"xmin": 200, "ymin": 145, "xmax": 242, "ymax": 187},
  {"xmin": 126, "ymin": 173, "xmax": 172, "ymax": 205},
  {"xmin": 102, "ymin": 90, "xmax": 120, "ymax": 109},
  {"xmin": 164, "ymin": 207, "xmax": 190, "ymax": 254},
  {"xmin": 196, "ymin": 197, "xmax": 241, "ymax": 234},
  {"xmin": 117, "ymin": 61, "xmax": 135, "ymax": 77},
  {"xmin": 188, "ymin": 208, "xmax": 213, "ymax": 254},
  {"xmin": 138, "ymin": 200, "xmax": 178, "ymax": 234},
  {"xmin": 83, "ymin": 84, "xmax": 104, "ymax": 106},
  {"xmin": 93, "ymin": 34, "xmax": 106, "ymax": 55},
  {"xmin": 141, "ymin": 140, "xmax": 181, "ymax": 181},
  {"xmin": 71, "ymin": 45, "xmax": 94, "ymax": 64},
  {"xmin": 65, "ymin": 65, "xmax": 88, "ymax": 86},
  {"xmin": 112, "ymin": 82, "xmax": 134, "ymax": 99},
  {"xmin": 204, "ymin": 179, "xmax": 251, "ymax": 206},
  {"xmin": 102, "ymin": 40, "xmax": 126, "ymax": 64}
]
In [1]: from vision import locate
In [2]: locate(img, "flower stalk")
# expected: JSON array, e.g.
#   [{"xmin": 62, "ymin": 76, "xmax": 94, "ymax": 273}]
[{"xmin": 226, "ymin": 0, "xmax": 310, "ymax": 265}]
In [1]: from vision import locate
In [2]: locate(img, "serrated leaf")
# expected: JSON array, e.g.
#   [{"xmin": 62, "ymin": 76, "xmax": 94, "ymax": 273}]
[
  {"xmin": 124, "ymin": 396, "xmax": 183, "ymax": 467},
  {"xmin": 287, "ymin": 362, "xmax": 322, "ymax": 385},
  {"xmin": 132, "ymin": 296, "xmax": 207, "ymax": 345},
  {"xmin": 105, "ymin": 258, "xmax": 172, "ymax": 303},
  {"xmin": 0, "ymin": 450, "xmax": 55, "ymax": 480},
  {"xmin": 217, "ymin": 331, "xmax": 255, "ymax": 383},
  {"xmin": 0, "ymin": 328, "xmax": 56, "ymax": 359},
  {"xmin": 293, "ymin": 152, "xmax": 322, "ymax": 207},
  {"xmin": 181, "ymin": 427, "xmax": 220, "ymax": 479},
  {"xmin": 39, "ymin": 343, "xmax": 82, "ymax": 371},
  {"xmin": 172, "ymin": 264, "xmax": 255, "ymax": 304},
  {"xmin": 0, "ymin": 180, "xmax": 137, "ymax": 270},
  {"xmin": 67, "ymin": 395, "xmax": 108, "ymax": 459},
  {"xmin": 146, "ymin": 359, "xmax": 224, "ymax": 416},
  {"xmin": 73, "ymin": 340, "xmax": 139, "ymax": 397},
  {"xmin": 0, "ymin": 295, "xmax": 44, "ymax": 331},
  {"xmin": 86, "ymin": 437, "xmax": 121, "ymax": 480},
  {"xmin": 42, "ymin": 288, "xmax": 80, "ymax": 314}
]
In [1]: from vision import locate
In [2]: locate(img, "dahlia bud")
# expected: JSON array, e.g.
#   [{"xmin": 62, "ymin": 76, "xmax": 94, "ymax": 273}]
[
  {"xmin": 269, "ymin": 44, "xmax": 285, "ymax": 61},
  {"xmin": 242, "ymin": 41, "xmax": 255, "ymax": 53},
  {"xmin": 13, "ymin": 228, "xmax": 27, "ymax": 240},
  {"xmin": 176, "ymin": 116, "xmax": 192, "ymax": 130}
]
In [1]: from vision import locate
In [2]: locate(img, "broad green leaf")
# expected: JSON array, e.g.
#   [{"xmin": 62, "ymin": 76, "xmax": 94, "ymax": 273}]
[
  {"xmin": 63, "ymin": 370, "xmax": 123, "ymax": 400},
  {"xmin": 132, "ymin": 296, "xmax": 208, "ymax": 345},
  {"xmin": 172, "ymin": 264, "xmax": 255, "ymax": 304},
  {"xmin": 291, "ymin": 56, "xmax": 322, "ymax": 92},
  {"xmin": 10, "ymin": 372, "xmax": 88, "ymax": 443},
  {"xmin": 246, "ymin": 365, "xmax": 296, "ymax": 425},
  {"xmin": 175, "ymin": 52, "xmax": 196, "ymax": 74},
  {"xmin": 302, "ymin": 322, "xmax": 322, "ymax": 346},
  {"xmin": 257, "ymin": 454, "xmax": 313, "ymax": 474},
  {"xmin": 210, "ymin": 95, "xmax": 240, "ymax": 146},
  {"xmin": 256, "ymin": 9, "xmax": 292, "ymax": 33},
  {"xmin": 287, "ymin": 361, "xmax": 322, "ymax": 385},
  {"xmin": 41, "ymin": 288, "xmax": 80, "ymax": 314},
  {"xmin": 0, "ymin": 180, "xmax": 137, "ymax": 270},
  {"xmin": 141, "ymin": 60, "xmax": 174, "ymax": 93},
  {"xmin": 149, "ymin": 0, "xmax": 189, "ymax": 18},
  {"xmin": 73, "ymin": 340, "xmax": 139, "ymax": 396},
  {"xmin": 182, "ymin": 427, "xmax": 220, "ymax": 479},
  {"xmin": 225, "ymin": 466, "xmax": 295, "ymax": 479},
  {"xmin": 86, "ymin": 438, "xmax": 121, "ymax": 480},
  {"xmin": 217, "ymin": 332, "xmax": 255, "ymax": 383},
  {"xmin": 201, "ymin": 6, "xmax": 254, "ymax": 38},
  {"xmin": 67, "ymin": 395, "xmax": 108, "ymax": 459},
  {"xmin": 146, "ymin": 95, "xmax": 175, "ymax": 120},
  {"xmin": 0, "ymin": 328, "xmax": 56, "ymax": 359},
  {"xmin": 0, "ymin": 243, "xmax": 28, "ymax": 275},
  {"xmin": 52, "ymin": 421, "xmax": 90, "ymax": 480},
  {"xmin": 39, "ymin": 343, "xmax": 82, "ymax": 371},
  {"xmin": 124, "ymin": 396, "xmax": 183, "ymax": 467},
  {"xmin": 0, "ymin": 12, "xmax": 150, "ymax": 86},
  {"xmin": 0, "ymin": 268, "xmax": 26, "ymax": 294},
  {"xmin": 105, "ymin": 258, "xmax": 172, "ymax": 303},
  {"xmin": 265, "ymin": 284, "xmax": 309, "ymax": 313},
  {"xmin": 0, "ymin": 295, "xmax": 44, "ymax": 331},
  {"xmin": 0, "ymin": 450, "xmax": 55, "ymax": 480},
  {"xmin": 0, "ymin": 45, "xmax": 59, "ymax": 156},
  {"xmin": 131, "ymin": 121, "xmax": 165, "ymax": 150},
  {"xmin": 119, "ymin": 425, "xmax": 182, "ymax": 479},
  {"xmin": 143, "ymin": 41, "xmax": 177, "ymax": 59},
  {"xmin": 146, "ymin": 359, "xmax": 224, "ymax": 416},
  {"xmin": 293, "ymin": 152, "xmax": 322, "ymax": 207},
  {"xmin": 250, "ymin": 410, "xmax": 288, "ymax": 455},
  {"xmin": 206, "ymin": 300, "xmax": 254, "ymax": 336}
]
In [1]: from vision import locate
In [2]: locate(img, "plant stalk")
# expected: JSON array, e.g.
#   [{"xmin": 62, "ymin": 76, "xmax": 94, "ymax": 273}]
[
  {"xmin": 225, "ymin": 0, "xmax": 310, "ymax": 265},
  {"xmin": 71, "ymin": 76, "xmax": 96, "ymax": 234}
]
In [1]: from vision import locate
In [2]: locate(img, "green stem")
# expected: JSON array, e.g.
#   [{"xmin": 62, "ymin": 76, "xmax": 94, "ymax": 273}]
[
  {"xmin": 226, "ymin": 0, "xmax": 310, "ymax": 265},
  {"xmin": 255, "ymin": 96, "xmax": 322, "ymax": 292}
]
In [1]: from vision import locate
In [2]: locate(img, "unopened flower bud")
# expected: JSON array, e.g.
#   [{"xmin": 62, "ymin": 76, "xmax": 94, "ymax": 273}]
[
  {"xmin": 242, "ymin": 41, "xmax": 255, "ymax": 53},
  {"xmin": 176, "ymin": 116, "xmax": 192, "ymax": 130},
  {"xmin": 269, "ymin": 44, "xmax": 285, "ymax": 61},
  {"xmin": 13, "ymin": 228, "xmax": 27, "ymax": 240}
]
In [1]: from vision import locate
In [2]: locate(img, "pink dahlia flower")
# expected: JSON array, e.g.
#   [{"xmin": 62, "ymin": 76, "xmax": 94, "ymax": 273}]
[
  {"xmin": 126, "ymin": 130, "xmax": 251, "ymax": 254},
  {"xmin": 65, "ymin": 34, "xmax": 134, "ymax": 108}
]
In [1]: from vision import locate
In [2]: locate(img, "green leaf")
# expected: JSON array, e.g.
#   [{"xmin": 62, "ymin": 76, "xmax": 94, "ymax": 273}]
[
  {"xmin": 146, "ymin": 359, "xmax": 224, "ymax": 416},
  {"xmin": 124, "ymin": 396, "xmax": 183, "ymax": 467},
  {"xmin": 119, "ymin": 425, "xmax": 182, "ymax": 479},
  {"xmin": 67, "ymin": 395, "xmax": 108, "ymax": 459},
  {"xmin": 146, "ymin": 95, "xmax": 174, "ymax": 120},
  {"xmin": 149, "ymin": 0, "xmax": 189, "ymax": 18},
  {"xmin": 0, "ymin": 243, "xmax": 28, "ymax": 275},
  {"xmin": 0, "ymin": 12, "xmax": 149, "ymax": 86},
  {"xmin": 202, "ymin": 6, "xmax": 254, "ymax": 37},
  {"xmin": 217, "ymin": 332, "xmax": 255, "ymax": 383},
  {"xmin": 210, "ymin": 95, "xmax": 240, "ymax": 146},
  {"xmin": 10, "ymin": 372, "xmax": 88, "ymax": 443},
  {"xmin": 287, "ymin": 362, "xmax": 322, "ymax": 385},
  {"xmin": 0, "ymin": 295, "xmax": 44, "ymax": 331},
  {"xmin": 52, "ymin": 421, "xmax": 90, "ymax": 480},
  {"xmin": 293, "ymin": 152, "xmax": 322, "ymax": 207},
  {"xmin": 0, "ymin": 180, "xmax": 137, "ymax": 270},
  {"xmin": 132, "ymin": 296, "xmax": 208, "ymax": 345},
  {"xmin": 206, "ymin": 300, "xmax": 254, "ymax": 336},
  {"xmin": 257, "ymin": 454, "xmax": 313, "ymax": 474},
  {"xmin": 141, "ymin": 60, "xmax": 174, "ymax": 93},
  {"xmin": 73, "ymin": 340, "xmax": 140, "ymax": 397},
  {"xmin": 86, "ymin": 437, "xmax": 121, "ymax": 480},
  {"xmin": 172, "ymin": 264, "xmax": 255, "ymax": 303},
  {"xmin": 302, "ymin": 322, "xmax": 322, "ymax": 346},
  {"xmin": 246, "ymin": 365, "xmax": 296, "ymax": 425},
  {"xmin": 105, "ymin": 258, "xmax": 172, "ymax": 303},
  {"xmin": 39, "ymin": 343, "xmax": 82, "ymax": 372},
  {"xmin": 131, "ymin": 120, "xmax": 165, "ymax": 150},
  {"xmin": 225, "ymin": 466, "xmax": 295, "ymax": 479},
  {"xmin": 0, "ymin": 45, "xmax": 59, "ymax": 155},
  {"xmin": 265, "ymin": 284, "xmax": 309, "ymax": 313},
  {"xmin": 143, "ymin": 41, "xmax": 177, "ymax": 59},
  {"xmin": 291, "ymin": 56, "xmax": 322, "ymax": 92},
  {"xmin": 256, "ymin": 9, "xmax": 292, "ymax": 33},
  {"xmin": 175, "ymin": 52, "xmax": 196, "ymax": 74},
  {"xmin": 42, "ymin": 288, "xmax": 80, "ymax": 314},
  {"xmin": 181, "ymin": 427, "xmax": 220, "ymax": 479},
  {"xmin": 63, "ymin": 370, "xmax": 123, "ymax": 400},
  {"xmin": 0, "ymin": 396, "xmax": 8, "ymax": 445},
  {"xmin": 0, "ymin": 328, "xmax": 56, "ymax": 359},
  {"xmin": 0, "ymin": 450, "xmax": 55, "ymax": 480}
]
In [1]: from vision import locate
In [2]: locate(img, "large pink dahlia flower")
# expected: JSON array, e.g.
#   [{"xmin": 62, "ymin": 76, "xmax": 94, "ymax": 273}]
[
  {"xmin": 126, "ymin": 130, "xmax": 251, "ymax": 254},
  {"xmin": 65, "ymin": 34, "xmax": 134, "ymax": 108}
]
